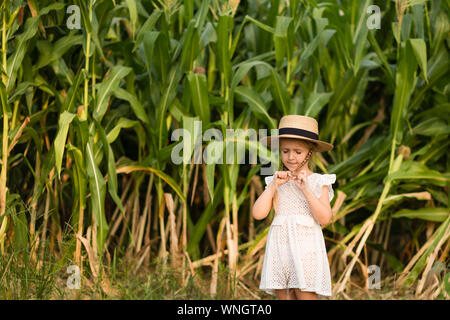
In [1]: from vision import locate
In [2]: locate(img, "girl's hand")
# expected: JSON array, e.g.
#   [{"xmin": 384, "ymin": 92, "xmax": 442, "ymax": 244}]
[
  {"xmin": 274, "ymin": 171, "xmax": 292, "ymax": 187},
  {"xmin": 293, "ymin": 170, "xmax": 310, "ymax": 192}
]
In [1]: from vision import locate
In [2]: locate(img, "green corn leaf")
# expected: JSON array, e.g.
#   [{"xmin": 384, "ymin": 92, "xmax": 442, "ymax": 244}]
[
  {"xmin": 391, "ymin": 40, "xmax": 417, "ymax": 144},
  {"xmin": 86, "ymin": 137, "xmax": 109, "ymax": 255},
  {"xmin": 62, "ymin": 69, "xmax": 85, "ymax": 112},
  {"xmin": 112, "ymin": 87, "xmax": 149, "ymax": 123},
  {"xmin": 54, "ymin": 111, "xmax": 76, "ymax": 179},
  {"xmin": 39, "ymin": 2, "xmax": 65, "ymax": 16},
  {"xmin": 187, "ymin": 73, "xmax": 210, "ymax": 125},
  {"xmin": 133, "ymin": 9, "xmax": 162, "ymax": 52},
  {"xmin": 11, "ymin": 199, "xmax": 29, "ymax": 251},
  {"xmin": 327, "ymin": 67, "xmax": 366, "ymax": 119},
  {"xmin": 392, "ymin": 208, "xmax": 449, "ymax": 222},
  {"xmin": 6, "ymin": 17, "xmax": 39, "ymax": 91},
  {"xmin": 412, "ymin": 117, "xmax": 450, "ymax": 136},
  {"xmin": 411, "ymin": 3, "xmax": 424, "ymax": 39},
  {"xmin": 116, "ymin": 165, "xmax": 186, "ymax": 202},
  {"xmin": 200, "ymin": 22, "xmax": 217, "ymax": 49},
  {"xmin": 303, "ymin": 91, "xmax": 334, "ymax": 118},
  {"xmin": 184, "ymin": 0, "xmax": 194, "ymax": 22},
  {"xmin": 270, "ymin": 70, "xmax": 290, "ymax": 115},
  {"xmin": 29, "ymin": 146, "xmax": 56, "ymax": 208},
  {"xmin": 234, "ymin": 86, "xmax": 276, "ymax": 129},
  {"xmin": 94, "ymin": 66, "xmax": 132, "ymax": 122},
  {"xmin": 7, "ymin": 82, "xmax": 36, "ymax": 104},
  {"xmin": 367, "ymin": 30, "xmax": 394, "ymax": 84},
  {"xmin": 34, "ymin": 34, "xmax": 84, "ymax": 71},
  {"xmin": 386, "ymin": 160, "xmax": 450, "ymax": 187},
  {"xmin": 274, "ymin": 16, "xmax": 293, "ymax": 69},
  {"xmin": 431, "ymin": 12, "xmax": 447, "ymax": 56},
  {"xmin": 142, "ymin": 30, "xmax": 160, "ymax": 71},
  {"xmin": 216, "ymin": 15, "xmax": 233, "ymax": 87},
  {"xmin": 125, "ymin": 0, "xmax": 138, "ymax": 39},
  {"xmin": 353, "ymin": 22, "xmax": 368, "ymax": 76},
  {"xmin": 174, "ymin": 116, "xmax": 201, "ymax": 165},
  {"xmin": 206, "ymin": 162, "xmax": 215, "ymax": 202},
  {"xmin": 158, "ymin": 64, "xmax": 183, "ymax": 149},
  {"xmin": 94, "ymin": 119, "xmax": 124, "ymax": 214},
  {"xmin": 66, "ymin": 143, "xmax": 87, "ymax": 212},
  {"xmin": 181, "ymin": 21, "xmax": 200, "ymax": 72},
  {"xmin": 154, "ymin": 32, "xmax": 171, "ymax": 85},
  {"xmin": 244, "ymin": 15, "xmax": 275, "ymax": 34},
  {"xmin": 5, "ymin": 6, "xmax": 22, "ymax": 30},
  {"xmin": 401, "ymin": 14, "xmax": 413, "ymax": 42},
  {"xmin": 409, "ymin": 54, "xmax": 449, "ymax": 112},
  {"xmin": 409, "ymin": 38, "xmax": 428, "ymax": 81},
  {"xmin": 231, "ymin": 60, "xmax": 272, "ymax": 91},
  {"xmin": 106, "ymin": 118, "xmax": 139, "ymax": 144},
  {"xmin": 290, "ymin": 30, "xmax": 326, "ymax": 82},
  {"xmin": 193, "ymin": 0, "xmax": 210, "ymax": 29}
]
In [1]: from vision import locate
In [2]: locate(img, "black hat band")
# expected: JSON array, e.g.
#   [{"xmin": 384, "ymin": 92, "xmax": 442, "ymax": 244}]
[{"xmin": 278, "ymin": 127, "xmax": 319, "ymax": 140}]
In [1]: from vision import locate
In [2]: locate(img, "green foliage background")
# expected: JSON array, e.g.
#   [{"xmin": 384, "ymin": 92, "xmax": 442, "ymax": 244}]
[{"xmin": 0, "ymin": 0, "xmax": 448, "ymax": 299}]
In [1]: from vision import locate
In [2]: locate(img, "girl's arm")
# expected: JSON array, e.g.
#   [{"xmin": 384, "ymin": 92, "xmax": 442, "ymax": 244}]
[
  {"xmin": 252, "ymin": 180, "xmax": 276, "ymax": 220},
  {"xmin": 302, "ymin": 185, "xmax": 333, "ymax": 227}
]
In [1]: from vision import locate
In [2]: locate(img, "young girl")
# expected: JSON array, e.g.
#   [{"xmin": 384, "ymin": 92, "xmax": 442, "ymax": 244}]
[{"xmin": 253, "ymin": 115, "xmax": 336, "ymax": 300}]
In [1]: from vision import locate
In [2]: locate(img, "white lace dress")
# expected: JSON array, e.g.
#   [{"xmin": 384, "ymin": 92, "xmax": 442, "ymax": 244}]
[{"xmin": 259, "ymin": 173, "xmax": 336, "ymax": 298}]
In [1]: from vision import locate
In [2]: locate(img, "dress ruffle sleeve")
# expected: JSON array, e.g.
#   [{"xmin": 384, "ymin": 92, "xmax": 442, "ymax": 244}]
[
  {"xmin": 264, "ymin": 175, "xmax": 274, "ymax": 189},
  {"xmin": 313, "ymin": 174, "xmax": 336, "ymax": 201}
]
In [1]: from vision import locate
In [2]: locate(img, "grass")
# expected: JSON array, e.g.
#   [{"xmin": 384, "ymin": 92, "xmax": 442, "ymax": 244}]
[
  {"xmin": 0, "ymin": 233, "xmax": 255, "ymax": 299},
  {"xmin": 1, "ymin": 240, "xmax": 447, "ymax": 300}
]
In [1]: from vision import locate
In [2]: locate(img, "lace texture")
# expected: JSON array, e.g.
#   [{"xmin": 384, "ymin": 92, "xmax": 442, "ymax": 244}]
[{"xmin": 259, "ymin": 173, "xmax": 336, "ymax": 297}]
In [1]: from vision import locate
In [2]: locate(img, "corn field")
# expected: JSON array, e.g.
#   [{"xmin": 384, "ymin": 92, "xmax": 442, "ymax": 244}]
[{"xmin": 0, "ymin": 0, "xmax": 449, "ymax": 299}]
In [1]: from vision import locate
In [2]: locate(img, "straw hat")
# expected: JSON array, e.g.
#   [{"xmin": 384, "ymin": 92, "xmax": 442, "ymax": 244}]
[{"xmin": 260, "ymin": 115, "xmax": 333, "ymax": 152}]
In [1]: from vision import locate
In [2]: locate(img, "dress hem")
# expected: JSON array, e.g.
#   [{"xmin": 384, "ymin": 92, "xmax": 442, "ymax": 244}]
[{"xmin": 260, "ymin": 286, "xmax": 332, "ymax": 297}]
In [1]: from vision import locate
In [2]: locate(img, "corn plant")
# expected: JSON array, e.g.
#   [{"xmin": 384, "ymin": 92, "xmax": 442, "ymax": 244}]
[{"xmin": 0, "ymin": 0, "xmax": 448, "ymax": 299}]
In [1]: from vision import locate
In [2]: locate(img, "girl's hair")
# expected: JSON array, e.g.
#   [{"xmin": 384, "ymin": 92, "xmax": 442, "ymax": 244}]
[{"xmin": 279, "ymin": 138, "xmax": 317, "ymax": 172}]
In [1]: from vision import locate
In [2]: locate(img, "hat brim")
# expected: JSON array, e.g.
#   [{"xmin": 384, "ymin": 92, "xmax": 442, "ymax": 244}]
[{"xmin": 260, "ymin": 134, "xmax": 333, "ymax": 152}]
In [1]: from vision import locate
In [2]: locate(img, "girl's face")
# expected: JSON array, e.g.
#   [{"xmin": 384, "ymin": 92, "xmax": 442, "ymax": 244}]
[{"xmin": 279, "ymin": 138, "xmax": 311, "ymax": 172}]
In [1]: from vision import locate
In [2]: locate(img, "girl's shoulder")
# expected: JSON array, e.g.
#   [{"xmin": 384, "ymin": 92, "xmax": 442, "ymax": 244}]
[{"xmin": 310, "ymin": 173, "xmax": 336, "ymax": 201}]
